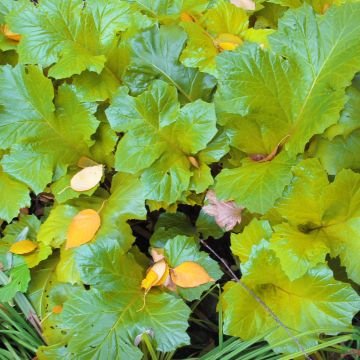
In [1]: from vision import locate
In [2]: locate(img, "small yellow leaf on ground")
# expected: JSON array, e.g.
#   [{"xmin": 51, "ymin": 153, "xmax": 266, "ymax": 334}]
[
  {"xmin": 66, "ymin": 209, "xmax": 101, "ymax": 249},
  {"xmin": 10, "ymin": 240, "xmax": 37, "ymax": 255},
  {"xmin": 171, "ymin": 261, "xmax": 214, "ymax": 288},
  {"xmin": 52, "ymin": 305, "xmax": 63, "ymax": 314},
  {"xmin": 70, "ymin": 165, "xmax": 103, "ymax": 192},
  {"xmin": 141, "ymin": 260, "xmax": 168, "ymax": 292},
  {"xmin": 2, "ymin": 24, "xmax": 21, "ymax": 41}
]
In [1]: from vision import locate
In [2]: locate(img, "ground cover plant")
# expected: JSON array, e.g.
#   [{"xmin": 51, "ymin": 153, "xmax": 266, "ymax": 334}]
[{"xmin": 0, "ymin": 0, "xmax": 360, "ymax": 358}]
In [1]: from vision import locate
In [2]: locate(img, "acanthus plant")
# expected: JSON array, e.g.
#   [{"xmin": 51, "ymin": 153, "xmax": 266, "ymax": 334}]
[{"xmin": 0, "ymin": 0, "xmax": 359, "ymax": 359}]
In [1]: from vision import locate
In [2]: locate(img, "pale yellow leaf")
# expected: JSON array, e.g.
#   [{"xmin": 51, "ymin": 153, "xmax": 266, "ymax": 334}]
[{"xmin": 70, "ymin": 165, "xmax": 103, "ymax": 192}]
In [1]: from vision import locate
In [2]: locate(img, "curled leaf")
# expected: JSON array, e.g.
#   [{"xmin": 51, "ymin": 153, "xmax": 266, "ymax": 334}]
[
  {"xmin": 141, "ymin": 259, "xmax": 168, "ymax": 292},
  {"xmin": 188, "ymin": 156, "xmax": 199, "ymax": 168},
  {"xmin": 70, "ymin": 165, "xmax": 103, "ymax": 192},
  {"xmin": 2, "ymin": 24, "xmax": 21, "ymax": 41},
  {"xmin": 170, "ymin": 261, "xmax": 215, "ymax": 288},
  {"xmin": 66, "ymin": 209, "xmax": 101, "ymax": 249},
  {"xmin": 150, "ymin": 248, "xmax": 165, "ymax": 262},
  {"xmin": 9, "ymin": 240, "xmax": 37, "ymax": 255},
  {"xmin": 203, "ymin": 190, "xmax": 244, "ymax": 231}
]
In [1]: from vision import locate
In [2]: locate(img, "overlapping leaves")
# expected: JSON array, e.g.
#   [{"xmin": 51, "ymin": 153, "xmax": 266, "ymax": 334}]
[{"xmin": 0, "ymin": 0, "xmax": 359, "ymax": 358}]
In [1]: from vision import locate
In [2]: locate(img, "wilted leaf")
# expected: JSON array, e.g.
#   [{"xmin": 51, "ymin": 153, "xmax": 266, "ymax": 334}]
[
  {"xmin": 203, "ymin": 190, "xmax": 244, "ymax": 231},
  {"xmin": 141, "ymin": 259, "xmax": 169, "ymax": 292}
]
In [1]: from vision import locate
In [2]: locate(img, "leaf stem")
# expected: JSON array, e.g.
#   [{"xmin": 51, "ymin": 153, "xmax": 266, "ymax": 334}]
[{"xmin": 142, "ymin": 333, "xmax": 158, "ymax": 360}]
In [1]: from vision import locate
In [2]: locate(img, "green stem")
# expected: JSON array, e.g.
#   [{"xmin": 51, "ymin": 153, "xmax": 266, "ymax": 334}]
[{"xmin": 142, "ymin": 333, "xmax": 158, "ymax": 360}]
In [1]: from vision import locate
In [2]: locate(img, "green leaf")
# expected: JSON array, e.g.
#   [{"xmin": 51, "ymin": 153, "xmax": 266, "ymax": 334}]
[
  {"xmin": 222, "ymin": 241, "xmax": 360, "ymax": 353},
  {"xmin": 8, "ymin": 0, "xmax": 133, "ymax": 79},
  {"xmin": 196, "ymin": 209, "xmax": 224, "ymax": 240},
  {"xmin": 216, "ymin": 4, "xmax": 360, "ymax": 156},
  {"xmin": 215, "ymin": 152, "xmax": 295, "ymax": 214},
  {"xmin": 321, "ymin": 169, "xmax": 360, "ymax": 283},
  {"xmin": 275, "ymin": 158, "xmax": 329, "ymax": 226},
  {"xmin": 324, "ymin": 85, "xmax": 360, "ymax": 139},
  {"xmin": 0, "ymin": 167, "xmax": 30, "ymax": 222},
  {"xmin": 0, "ymin": 256, "xmax": 30, "ymax": 302},
  {"xmin": 131, "ymin": 0, "xmax": 209, "ymax": 20},
  {"xmin": 0, "ymin": 65, "xmax": 99, "ymax": 190},
  {"xmin": 164, "ymin": 235, "xmax": 222, "ymax": 300},
  {"xmin": 1, "ymin": 143, "xmax": 53, "ymax": 194},
  {"xmin": 310, "ymin": 129, "xmax": 360, "ymax": 175},
  {"xmin": 37, "ymin": 205, "xmax": 78, "ymax": 248},
  {"xmin": 27, "ymin": 254, "xmax": 59, "ymax": 318},
  {"xmin": 40, "ymin": 238, "xmax": 193, "ymax": 358},
  {"xmin": 106, "ymin": 81, "xmax": 217, "ymax": 203},
  {"xmin": 270, "ymin": 223, "xmax": 329, "ymax": 280},
  {"xmin": 124, "ymin": 25, "xmax": 216, "ymax": 102},
  {"xmin": 180, "ymin": 0, "xmax": 273, "ymax": 76},
  {"xmin": 93, "ymin": 173, "xmax": 146, "ymax": 251},
  {"xmin": 0, "ymin": 214, "xmax": 52, "ymax": 268},
  {"xmin": 56, "ymin": 248, "xmax": 81, "ymax": 285},
  {"xmin": 231, "ymin": 218, "xmax": 273, "ymax": 263}
]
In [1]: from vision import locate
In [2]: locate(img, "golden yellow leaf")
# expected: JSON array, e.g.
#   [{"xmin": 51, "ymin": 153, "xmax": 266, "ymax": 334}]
[
  {"xmin": 52, "ymin": 305, "xmax": 63, "ymax": 314},
  {"xmin": 9, "ymin": 240, "xmax": 37, "ymax": 255},
  {"xmin": 70, "ymin": 165, "xmax": 103, "ymax": 192},
  {"xmin": 170, "ymin": 261, "xmax": 214, "ymax": 288},
  {"xmin": 66, "ymin": 209, "xmax": 101, "ymax": 249},
  {"xmin": 2, "ymin": 24, "xmax": 21, "ymax": 41},
  {"xmin": 180, "ymin": 12, "xmax": 194, "ymax": 22},
  {"xmin": 215, "ymin": 33, "xmax": 243, "ymax": 52},
  {"xmin": 141, "ymin": 260, "xmax": 168, "ymax": 291}
]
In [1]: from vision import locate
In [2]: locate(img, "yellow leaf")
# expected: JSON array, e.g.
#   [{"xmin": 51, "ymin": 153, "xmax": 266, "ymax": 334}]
[
  {"xmin": 180, "ymin": 12, "xmax": 194, "ymax": 22},
  {"xmin": 66, "ymin": 209, "xmax": 101, "ymax": 249},
  {"xmin": 215, "ymin": 33, "xmax": 243, "ymax": 51},
  {"xmin": 52, "ymin": 305, "xmax": 63, "ymax": 314},
  {"xmin": 9, "ymin": 240, "xmax": 37, "ymax": 255},
  {"xmin": 2, "ymin": 24, "xmax": 21, "ymax": 42},
  {"xmin": 70, "ymin": 165, "xmax": 103, "ymax": 192},
  {"xmin": 141, "ymin": 260, "xmax": 168, "ymax": 291},
  {"xmin": 171, "ymin": 261, "xmax": 214, "ymax": 288}
]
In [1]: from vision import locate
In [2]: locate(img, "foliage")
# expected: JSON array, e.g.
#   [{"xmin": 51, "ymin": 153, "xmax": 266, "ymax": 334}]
[{"xmin": 0, "ymin": 0, "xmax": 359, "ymax": 359}]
